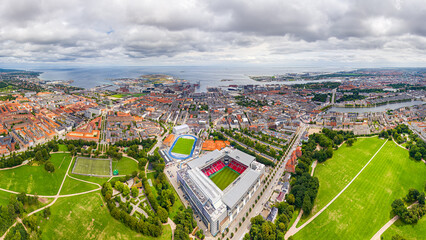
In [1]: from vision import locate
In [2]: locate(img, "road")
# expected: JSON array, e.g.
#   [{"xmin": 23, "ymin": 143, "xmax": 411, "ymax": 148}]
[{"xmin": 228, "ymin": 124, "xmax": 306, "ymax": 240}]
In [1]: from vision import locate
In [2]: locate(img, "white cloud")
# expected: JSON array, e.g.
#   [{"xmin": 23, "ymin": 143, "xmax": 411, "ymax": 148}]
[{"xmin": 0, "ymin": 0, "xmax": 425, "ymax": 66}]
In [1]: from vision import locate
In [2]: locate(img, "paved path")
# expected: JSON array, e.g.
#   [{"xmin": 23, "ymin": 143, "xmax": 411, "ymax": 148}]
[
  {"xmin": 1, "ymin": 157, "xmax": 76, "ymax": 239},
  {"xmin": 370, "ymin": 215, "xmax": 399, "ymax": 240},
  {"xmin": 0, "ymin": 160, "xmax": 30, "ymax": 171},
  {"xmin": 285, "ymin": 139, "xmax": 388, "ymax": 239},
  {"xmin": 370, "ymin": 200, "xmax": 421, "ymax": 240}
]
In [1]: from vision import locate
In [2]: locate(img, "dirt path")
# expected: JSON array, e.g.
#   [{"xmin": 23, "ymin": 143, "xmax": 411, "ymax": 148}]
[
  {"xmin": 285, "ymin": 140, "xmax": 388, "ymax": 239},
  {"xmin": 310, "ymin": 160, "xmax": 317, "ymax": 176}
]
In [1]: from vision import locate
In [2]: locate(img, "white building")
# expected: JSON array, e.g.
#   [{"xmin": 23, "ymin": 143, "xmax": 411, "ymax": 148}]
[
  {"xmin": 173, "ymin": 124, "xmax": 190, "ymax": 135},
  {"xmin": 177, "ymin": 148, "xmax": 265, "ymax": 236}
]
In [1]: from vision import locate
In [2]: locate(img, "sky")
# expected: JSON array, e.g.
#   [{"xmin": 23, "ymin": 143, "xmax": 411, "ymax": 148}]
[{"xmin": 1, "ymin": 0, "xmax": 426, "ymax": 68}]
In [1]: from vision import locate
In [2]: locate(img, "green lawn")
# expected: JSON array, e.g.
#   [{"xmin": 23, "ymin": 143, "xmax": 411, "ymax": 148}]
[
  {"xmin": 58, "ymin": 144, "xmax": 68, "ymax": 151},
  {"xmin": 297, "ymin": 137, "xmax": 386, "ymax": 226},
  {"xmin": 146, "ymin": 172, "xmax": 158, "ymax": 197},
  {"xmin": 39, "ymin": 192, "xmax": 172, "ymax": 240},
  {"xmin": 0, "ymin": 190, "xmax": 13, "ymax": 206},
  {"xmin": 60, "ymin": 176, "xmax": 100, "ymax": 195},
  {"xmin": 210, "ymin": 167, "xmax": 240, "ymax": 190},
  {"xmin": 382, "ymin": 216, "xmax": 426, "ymax": 240},
  {"xmin": 0, "ymin": 153, "xmax": 72, "ymax": 195},
  {"xmin": 110, "ymin": 93, "xmax": 146, "ymax": 98},
  {"xmin": 171, "ymin": 137, "xmax": 195, "ymax": 155},
  {"xmin": 112, "ymin": 157, "xmax": 138, "ymax": 175},
  {"xmin": 73, "ymin": 157, "xmax": 111, "ymax": 176},
  {"xmin": 294, "ymin": 140, "xmax": 426, "ymax": 240}
]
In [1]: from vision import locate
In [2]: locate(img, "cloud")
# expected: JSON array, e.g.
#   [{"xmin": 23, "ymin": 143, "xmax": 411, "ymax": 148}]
[{"xmin": 0, "ymin": 0, "xmax": 425, "ymax": 66}]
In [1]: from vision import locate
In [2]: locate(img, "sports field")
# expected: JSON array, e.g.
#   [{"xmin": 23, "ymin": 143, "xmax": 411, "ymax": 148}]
[
  {"xmin": 73, "ymin": 157, "xmax": 111, "ymax": 176},
  {"xmin": 171, "ymin": 137, "xmax": 195, "ymax": 155},
  {"xmin": 210, "ymin": 167, "xmax": 240, "ymax": 190},
  {"xmin": 294, "ymin": 140, "xmax": 426, "ymax": 240}
]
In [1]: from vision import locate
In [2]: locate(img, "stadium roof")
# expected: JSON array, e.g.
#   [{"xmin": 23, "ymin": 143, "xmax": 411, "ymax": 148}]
[
  {"xmin": 187, "ymin": 150, "xmax": 223, "ymax": 169},
  {"xmin": 222, "ymin": 169, "xmax": 260, "ymax": 209},
  {"xmin": 188, "ymin": 167, "xmax": 222, "ymax": 205},
  {"xmin": 227, "ymin": 149, "xmax": 256, "ymax": 167}
]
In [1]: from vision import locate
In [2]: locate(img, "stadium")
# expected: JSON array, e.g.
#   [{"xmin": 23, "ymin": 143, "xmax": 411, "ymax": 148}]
[
  {"xmin": 177, "ymin": 147, "xmax": 265, "ymax": 236},
  {"xmin": 168, "ymin": 135, "xmax": 197, "ymax": 160},
  {"xmin": 161, "ymin": 124, "xmax": 199, "ymax": 163}
]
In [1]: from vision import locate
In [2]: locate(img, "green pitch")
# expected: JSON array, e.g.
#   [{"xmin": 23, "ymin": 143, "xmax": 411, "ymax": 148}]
[
  {"xmin": 294, "ymin": 139, "xmax": 426, "ymax": 240},
  {"xmin": 73, "ymin": 157, "xmax": 111, "ymax": 176},
  {"xmin": 171, "ymin": 137, "xmax": 195, "ymax": 155},
  {"xmin": 210, "ymin": 167, "xmax": 240, "ymax": 190}
]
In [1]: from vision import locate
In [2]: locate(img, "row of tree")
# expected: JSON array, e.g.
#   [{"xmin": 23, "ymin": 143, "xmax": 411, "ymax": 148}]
[{"xmin": 223, "ymin": 129, "xmax": 282, "ymax": 159}]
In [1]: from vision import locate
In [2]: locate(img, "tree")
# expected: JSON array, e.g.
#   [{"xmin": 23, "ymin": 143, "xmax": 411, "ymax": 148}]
[
  {"xmin": 391, "ymin": 199, "xmax": 407, "ymax": 217},
  {"xmin": 157, "ymin": 206, "xmax": 168, "ymax": 223},
  {"xmin": 42, "ymin": 148, "xmax": 50, "ymax": 161},
  {"xmin": 35, "ymin": 151, "xmax": 43, "ymax": 162},
  {"xmin": 286, "ymin": 194, "xmax": 295, "ymax": 205},
  {"xmin": 122, "ymin": 185, "xmax": 130, "ymax": 196},
  {"xmin": 115, "ymin": 181, "xmax": 124, "ymax": 192},
  {"xmin": 406, "ymin": 188, "xmax": 420, "ymax": 202},
  {"xmin": 44, "ymin": 161, "xmax": 55, "ymax": 173},
  {"xmin": 392, "ymin": 234, "xmax": 406, "ymax": 240},
  {"xmin": 346, "ymin": 138, "xmax": 355, "ymax": 147},
  {"xmin": 414, "ymin": 152, "xmax": 422, "ymax": 161},
  {"xmin": 131, "ymin": 186, "xmax": 139, "ymax": 197},
  {"xmin": 302, "ymin": 194, "xmax": 313, "ymax": 214},
  {"xmin": 418, "ymin": 192, "xmax": 425, "ymax": 205}
]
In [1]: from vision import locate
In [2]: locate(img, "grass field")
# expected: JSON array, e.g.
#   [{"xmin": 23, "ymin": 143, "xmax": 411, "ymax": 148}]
[
  {"xmin": 171, "ymin": 137, "xmax": 195, "ymax": 155},
  {"xmin": 73, "ymin": 157, "xmax": 111, "ymax": 176},
  {"xmin": 0, "ymin": 153, "xmax": 72, "ymax": 195},
  {"xmin": 60, "ymin": 176, "xmax": 99, "ymax": 195},
  {"xmin": 40, "ymin": 192, "xmax": 172, "ymax": 240},
  {"xmin": 0, "ymin": 191, "xmax": 12, "ymax": 206},
  {"xmin": 297, "ymin": 137, "xmax": 386, "ymax": 226},
  {"xmin": 58, "ymin": 144, "xmax": 68, "ymax": 151},
  {"xmin": 294, "ymin": 140, "xmax": 426, "ymax": 240},
  {"xmin": 381, "ymin": 216, "xmax": 426, "ymax": 240},
  {"xmin": 112, "ymin": 157, "xmax": 138, "ymax": 175},
  {"xmin": 210, "ymin": 167, "xmax": 240, "ymax": 190},
  {"xmin": 110, "ymin": 93, "xmax": 146, "ymax": 99}
]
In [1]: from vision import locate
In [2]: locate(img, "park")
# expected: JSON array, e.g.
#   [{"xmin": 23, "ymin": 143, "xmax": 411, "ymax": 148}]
[
  {"xmin": 292, "ymin": 137, "xmax": 426, "ymax": 240},
  {"xmin": 0, "ymin": 145, "xmax": 179, "ymax": 240}
]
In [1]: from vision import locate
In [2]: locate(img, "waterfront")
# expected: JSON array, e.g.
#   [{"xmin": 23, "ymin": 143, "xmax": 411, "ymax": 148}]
[
  {"xmin": 34, "ymin": 65, "xmax": 350, "ymax": 91},
  {"xmin": 327, "ymin": 101, "xmax": 425, "ymax": 113}
]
